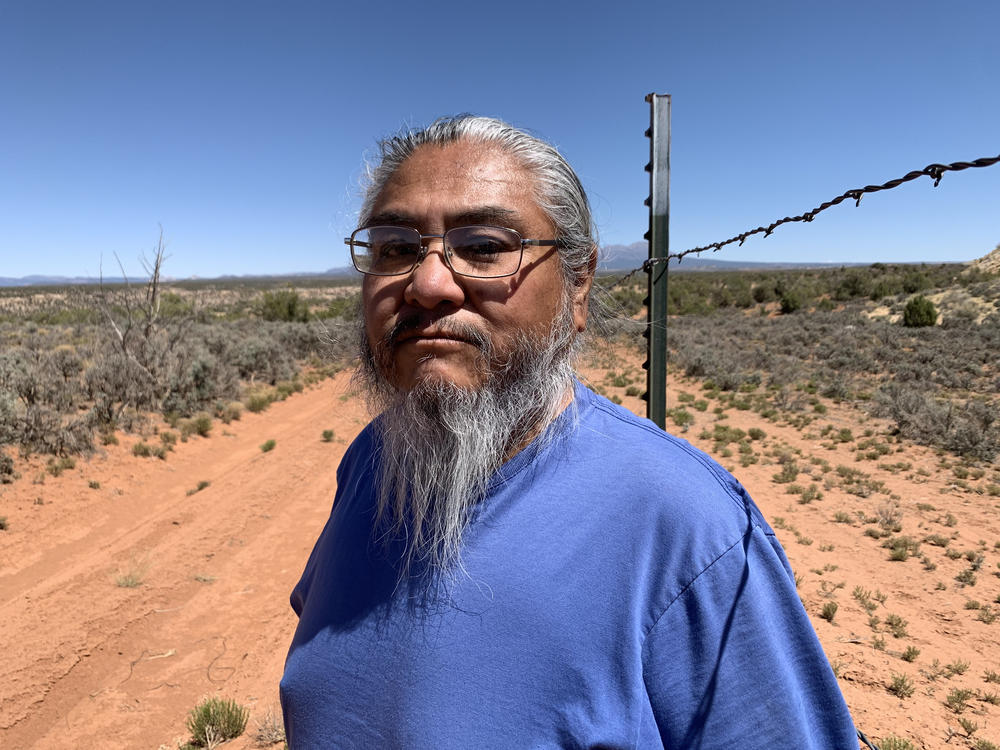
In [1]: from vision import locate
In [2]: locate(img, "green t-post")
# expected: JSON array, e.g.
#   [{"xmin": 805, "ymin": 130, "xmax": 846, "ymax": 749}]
[{"xmin": 643, "ymin": 93, "xmax": 670, "ymax": 430}]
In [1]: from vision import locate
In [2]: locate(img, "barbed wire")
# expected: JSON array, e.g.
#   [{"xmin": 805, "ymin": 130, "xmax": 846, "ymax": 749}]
[{"xmin": 605, "ymin": 153, "xmax": 1000, "ymax": 289}]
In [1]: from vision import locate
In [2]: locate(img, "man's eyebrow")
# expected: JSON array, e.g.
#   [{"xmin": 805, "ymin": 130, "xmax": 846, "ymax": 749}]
[
  {"xmin": 365, "ymin": 211, "xmax": 420, "ymax": 227},
  {"xmin": 365, "ymin": 207, "xmax": 522, "ymax": 230},
  {"xmin": 450, "ymin": 207, "xmax": 520, "ymax": 227}
]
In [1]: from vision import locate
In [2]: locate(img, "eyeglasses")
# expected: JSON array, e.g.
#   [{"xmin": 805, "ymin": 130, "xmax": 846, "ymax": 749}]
[{"xmin": 344, "ymin": 225, "xmax": 561, "ymax": 278}]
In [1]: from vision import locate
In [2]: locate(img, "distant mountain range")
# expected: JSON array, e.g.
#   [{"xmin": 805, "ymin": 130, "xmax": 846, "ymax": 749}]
[
  {"xmin": 0, "ymin": 274, "xmax": 153, "ymax": 287},
  {"xmin": 0, "ymin": 245, "xmax": 932, "ymax": 287},
  {"xmin": 597, "ymin": 242, "xmax": 860, "ymax": 273}
]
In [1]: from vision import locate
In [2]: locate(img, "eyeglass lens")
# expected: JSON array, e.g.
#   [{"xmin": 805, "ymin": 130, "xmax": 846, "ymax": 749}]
[{"xmin": 352, "ymin": 226, "xmax": 522, "ymax": 278}]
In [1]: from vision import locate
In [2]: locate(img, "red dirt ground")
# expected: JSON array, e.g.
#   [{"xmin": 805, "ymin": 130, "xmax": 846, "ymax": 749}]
[{"xmin": 1, "ymin": 358, "xmax": 998, "ymax": 749}]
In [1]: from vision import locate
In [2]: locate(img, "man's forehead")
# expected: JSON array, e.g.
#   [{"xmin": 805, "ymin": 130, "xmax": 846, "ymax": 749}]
[{"xmin": 368, "ymin": 141, "xmax": 548, "ymax": 232}]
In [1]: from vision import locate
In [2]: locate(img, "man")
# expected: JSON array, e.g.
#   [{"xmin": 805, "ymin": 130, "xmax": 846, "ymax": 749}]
[{"xmin": 280, "ymin": 115, "xmax": 859, "ymax": 748}]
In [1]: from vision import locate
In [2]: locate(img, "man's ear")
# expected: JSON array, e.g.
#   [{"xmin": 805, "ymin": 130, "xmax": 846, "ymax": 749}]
[{"xmin": 571, "ymin": 247, "xmax": 598, "ymax": 332}]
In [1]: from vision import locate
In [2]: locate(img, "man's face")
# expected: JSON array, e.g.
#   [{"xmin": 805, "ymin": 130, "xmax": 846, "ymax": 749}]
[{"xmin": 362, "ymin": 140, "xmax": 590, "ymax": 393}]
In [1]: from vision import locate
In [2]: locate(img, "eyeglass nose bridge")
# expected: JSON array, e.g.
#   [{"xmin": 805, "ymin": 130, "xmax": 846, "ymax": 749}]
[{"xmin": 411, "ymin": 234, "xmax": 454, "ymax": 273}]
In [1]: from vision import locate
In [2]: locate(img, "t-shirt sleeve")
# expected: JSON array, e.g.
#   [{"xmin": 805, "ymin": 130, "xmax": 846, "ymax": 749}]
[{"xmin": 641, "ymin": 524, "xmax": 859, "ymax": 749}]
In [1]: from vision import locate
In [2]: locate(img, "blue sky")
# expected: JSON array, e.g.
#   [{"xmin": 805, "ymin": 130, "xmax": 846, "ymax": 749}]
[{"xmin": 2, "ymin": 0, "xmax": 997, "ymax": 279}]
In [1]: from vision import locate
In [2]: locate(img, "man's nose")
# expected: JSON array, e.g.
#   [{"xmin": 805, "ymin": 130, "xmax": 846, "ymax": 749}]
[{"xmin": 403, "ymin": 240, "xmax": 465, "ymax": 309}]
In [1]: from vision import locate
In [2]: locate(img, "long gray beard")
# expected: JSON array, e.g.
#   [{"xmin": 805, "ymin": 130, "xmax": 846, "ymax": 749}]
[{"xmin": 354, "ymin": 307, "xmax": 579, "ymax": 577}]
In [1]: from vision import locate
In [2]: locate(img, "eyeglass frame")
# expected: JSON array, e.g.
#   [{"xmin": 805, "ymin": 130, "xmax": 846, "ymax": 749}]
[{"xmin": 344, "ymin": 225, "xmax": 563, "ymax": 279}]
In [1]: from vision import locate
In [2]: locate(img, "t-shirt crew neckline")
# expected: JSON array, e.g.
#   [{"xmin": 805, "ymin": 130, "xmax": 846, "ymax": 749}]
[{"xmin": 488, "ymin": 379, "xmax": 593, "ymax": 489}]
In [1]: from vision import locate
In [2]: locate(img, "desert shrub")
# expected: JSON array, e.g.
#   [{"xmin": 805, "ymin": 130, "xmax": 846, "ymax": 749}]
[
  {"xmin": 772, "ymin": 461, "xmax": 799, "ymax": 484},
  {"xmin": 902, "ymin": 271, "xmax": 931, "ymax": 293},
  {"xmin": 750, "ymin": 283, "xmax": 775, "ymax": 304},
  {"xmin": 0, "ymin": 389, "xmax": 17, "ymax": 444},
  {"xmin": 667, "ymin": 408, "xmax": 693, "ymax": 428},
  {"xmin": 258, "ymin": 288, "xmax": 309, "ymax": 322},
  {"xmin": 779, "ymin": 288, "xmax": 804, "ymax": 314},
  {"xmin": 191, "ymin": 413, "xmax": 212, "ymax": 437},
  {"xmin": 275, "ymin": 379, "xmax": 303, "ymax": 401},
  {"xmin": 607, "ymin": 285, "xmax": 644, "ymax": 317},
  {"xmin": 879, "ymin": 736, "xmax": 916, "ymax": 750},
  {"xmin": 46, "ymin": 456, "xmax": 75, "ymax": 476},
  {"xmin": 317, "ymin": 293, "xmax": 360, "ymax": 321},
  {"xmin": 220, "ymin": 402, "xmax": 243, "ymax": 423},
  {"xmin": 902, "ymin": 295, "xmax": 937, "ymax": 327},
  {"xmin": 876, "ymin": 384, "xmax": 999, "ymax": 461},
  {"xmin": 321, "ymin": 429, "xmax": 334, "ymax": 442},
  {"xmin": 0, "ymin": 449, "xmax": 14, "ymax": 483},
  {"xmin": 185, "ymin": 696, "xmax": 249, "ymax": 746},
  {"xmin": 833, "ymin": 272, "xmax": 870, "ymax": 301},
  {"xmin": 85, "ymin": 348, "xmax": 159, "ymax": 426},
  {"xmin": 260, "ymin": 439, "xmax": 276, "ymax": 452},
  {"xmin": 887, "ymin": 673, "xmax": 914, "ymax": 698},
  {"xmin": 160, "ymin": 345, "xmax": 238, "ymax": 417},
  {"xmin": 946, "ymin": 688, "xmax": 975, "ymax": 713},
  {"xmin": 159, "ymin": 291, "xmax": 195, "ymax": 318},
  {"xmin": 245, "ymin": 388, "xmax": 277, "ymax": 413},
  {"xmin": 17, "ymin": 404, "xmax": 94, "ymax": 456},
  {"xmin": 229, "ymin": 332, "xmax": 298, "ymax": 385},
  {"xmin": 178, "ymin": 413, "xmax": 213, "ymax": 440},
  {"xmin": 186, "ymin": 479, "xmax": 211, "ymax": 496}
]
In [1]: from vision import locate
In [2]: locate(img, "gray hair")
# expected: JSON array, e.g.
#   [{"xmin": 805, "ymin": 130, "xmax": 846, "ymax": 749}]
[{"xmin": 360, "ymin": 114, "xmax": 597, "ymax": 288}]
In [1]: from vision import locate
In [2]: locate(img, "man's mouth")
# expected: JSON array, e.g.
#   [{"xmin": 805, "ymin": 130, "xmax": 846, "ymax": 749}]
[{"xmin": 388, "ymin": 317, "xmax": 487, "ymax": 351}]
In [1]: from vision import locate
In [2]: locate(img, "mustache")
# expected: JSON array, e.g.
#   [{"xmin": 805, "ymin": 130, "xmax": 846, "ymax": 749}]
[{"xmin": 386, "ymin": 314, "xmax": 490, "ymax": 351}]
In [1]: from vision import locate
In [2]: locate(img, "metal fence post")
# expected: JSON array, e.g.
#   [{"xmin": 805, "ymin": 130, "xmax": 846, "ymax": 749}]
[{"xmin": 643, "ymin": 93, "xmax": 670, "ymax": 429}]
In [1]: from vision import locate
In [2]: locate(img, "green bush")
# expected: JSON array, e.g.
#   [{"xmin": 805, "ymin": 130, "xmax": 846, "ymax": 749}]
[
  {"xmin": 246, "ymin": 390, "xmax": 275, "ymax": 413},
  {"xmin": 319, "ymin": 294, "xmax": 360, "ymax": 321},
  {"xmin": 185, "ymin": 696, "xmax": 249, "ymax": 746},
  {"xmin": 886, "ymin": 674, "xmax": 914, "ymax": 699},
  {"xmin": 902, "ymin": 295, "xmax": 937, "ymax": 327},
  {"xmin": 260, "ymin": 439, "xmax": 276, "ymax": 453},
  {"xmin": 259, "ymin": 288, "xmax": 309, "ymax": 322},
  {"xmin": 219, "ymin": 402, "xmax": 243, "ymax": 423},
  {"xmin": 879, "ymin": 735, "xmax": 916, "ymax": 750},
  {"xmin": 779, "ymin": 288, "xmax": 804, "ymax": 314},
  {"xmin": 192, "ymin": 413, "xmax": 213, "ymax": 437}
]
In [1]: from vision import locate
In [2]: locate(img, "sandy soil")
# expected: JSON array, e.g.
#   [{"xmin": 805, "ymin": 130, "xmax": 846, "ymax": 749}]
[{"xmin": 1, "ymin": 356, "xmax": 998, "ymax": 749}]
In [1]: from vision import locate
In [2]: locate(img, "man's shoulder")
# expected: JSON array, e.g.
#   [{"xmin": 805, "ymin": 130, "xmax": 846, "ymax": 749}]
[
  {"xmin": 567, "ymin": 383, "xmax": 765, "ymax": 530},
  {"xmin": 574, "ymin": 384, "xmax": 735, "ymax": 486}
]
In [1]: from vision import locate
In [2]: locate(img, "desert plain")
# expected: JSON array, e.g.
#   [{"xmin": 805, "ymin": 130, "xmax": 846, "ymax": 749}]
[{"xmin": 1, "ymin": 259, "xmax": 999, "ymax": 749}]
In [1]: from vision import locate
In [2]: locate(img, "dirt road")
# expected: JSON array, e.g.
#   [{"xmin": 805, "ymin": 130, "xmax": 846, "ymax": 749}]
[{"xmin": 1, "ymin": 371, "xmax": 367, "ymax": 749}]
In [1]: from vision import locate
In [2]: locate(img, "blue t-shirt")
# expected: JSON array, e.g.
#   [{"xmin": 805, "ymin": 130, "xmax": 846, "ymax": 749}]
[{"xmin": 281, "ymin": 383, "xmax": 858, "ymax": 748}]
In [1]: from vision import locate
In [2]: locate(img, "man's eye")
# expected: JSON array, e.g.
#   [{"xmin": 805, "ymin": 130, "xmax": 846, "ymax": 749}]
[
  {"xmin": 456, "ymin": 239, "xmax": 505, "ymax": 258},
  {"xmin": 377, "ymin": 243, "xmax": 419, "ymax": 258}
]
